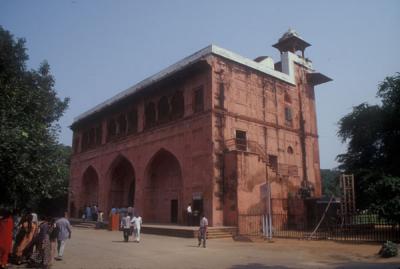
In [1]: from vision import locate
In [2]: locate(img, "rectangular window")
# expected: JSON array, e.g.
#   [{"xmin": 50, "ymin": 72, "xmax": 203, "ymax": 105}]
[
  {"xmin": 193, "ymin": 86, "xmax": 204, "ymax": 113},
  {"xmin": 285, "ymin": 106, "xmax": 293, "ymax": 128},
  {"xmin": 285, "ymin": 107, "xmax": 293, "ymax": 122},
  {"xmin": 235, "ymin": 130, "xmax": 247, "ymax": 151},
  {"xmin": 268, "ymin": 154, "xmax": 278, "ymax": 172}
]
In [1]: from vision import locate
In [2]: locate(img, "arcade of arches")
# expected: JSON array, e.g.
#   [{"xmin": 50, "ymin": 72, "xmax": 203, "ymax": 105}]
[{"xmin": 77, "ymin": 150, "xmax": 185, "ymax": 224}]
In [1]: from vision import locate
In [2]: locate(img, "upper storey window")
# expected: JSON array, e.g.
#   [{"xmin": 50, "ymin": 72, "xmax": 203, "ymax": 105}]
[
  {"xmin": 193, "ymin": 86, "xmax": 204, "ymax": 113},
  {"xmin": 127, "ymin": 109, "xmax": 138, "ymax": 133},
  {"xmin": 117, "ymin": 114, "xmax": 127, "ymax": 135},
  {"xmin": 285, "ymin": 106, "xmax": 293, "ymax": 126},
  {"xmin": 171, "ymin": 91, "xmax": 184, "ymax": 119},
  {"xmin": 235, "ymin": 130, "xmax": 247, "ymax": 151},
  {"xmin": 95, "ymin": 125, "xmax": 102, "ymax": 145},
  {"xmin": 158, "ymin": 96, "xmax": 170, "ymax": 123},
  {"xmin": 89, "ymin": 127, "xmax": 95, "ymax": 147},
  {"xmin": 107, "ymin": 119, "xmax": 117, "ymax": 140},
  {"xmin": 145, "ymin": 102, "xmax": 156, "ymax": 129},
  {"xmin": 73, "ymin": 136, "xmax": 80, "ymax": 154}
]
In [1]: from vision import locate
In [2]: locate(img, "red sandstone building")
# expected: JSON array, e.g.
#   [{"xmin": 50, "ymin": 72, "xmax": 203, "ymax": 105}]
[{"xmin": 68, "ymin": 29, "xmax": 331, "ymax": 226}]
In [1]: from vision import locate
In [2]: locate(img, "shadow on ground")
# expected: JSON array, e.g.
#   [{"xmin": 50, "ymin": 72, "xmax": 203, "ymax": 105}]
[
  {"xmin": 333, "ymin": 261, "xmax": 400, "ymax": 269},
  {"xmin": 229, "ymin": 264, "xmax": 295, "ymax": 269},
  {"xmin": 228, "ymin": 261, "xmax": 400, "ymax": 269}
]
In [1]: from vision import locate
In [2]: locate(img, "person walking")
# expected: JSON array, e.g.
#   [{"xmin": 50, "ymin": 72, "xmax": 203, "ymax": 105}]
[
  {"xmin": 120, "ymin": 213, "xmax": 131, "ymax": 242},
  {"xmin": 198, "ymin": 214, "xmax": 208, "ymax": 248},
  {"xmin": 0, "ymin": 209, "xmax": 13, "ymax": 269},
  {"xmin": 29, "ymin": 216, "xmax": 52, "ymax": 269},
  {"xmin": 91, "ymin": 205, "xmax": 98, "ymax": 221},
  {"xmin": 55, "ymin": 216, "xmax": 71, "ymax": 261},
  {"xmin": 48, "ymin": 218, "xmax": 58, "ymax": 266},
  {"xmin": 85, "ymin": 205, "xmax": 91, "ymax": 221},
  {"xmin": 186, "ymin": 203, "xmax": 192, "ymax": 226},
  {"xmin": 14, "ymin": 213, "xmax": 38, "ymax": 265},
  {"xmin": 96, "ymin": 210, "xmax": 104, "ymax": 229},
  {"xmin": 130, "ymin": 215, "xmax": 142, "ymax": 243}
]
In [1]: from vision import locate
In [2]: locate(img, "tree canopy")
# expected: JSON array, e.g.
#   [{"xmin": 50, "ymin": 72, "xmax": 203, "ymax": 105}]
[
  {"xmin": 337, "ymin": 73, "xmax": 400, "ymax": 222},
  {"xmin": 0, "ymin": 26, "xmax": 70, "ymax": 211}
]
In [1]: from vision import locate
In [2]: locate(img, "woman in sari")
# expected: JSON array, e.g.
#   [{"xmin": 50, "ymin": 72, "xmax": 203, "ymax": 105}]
[
  {"xmin": 29, "ymin": 216, "xmax": 53, "ymax": 269},
  {"xmin": 0, "ymin": 209, "xmax": 13, "ymax": 269},
  {"xmin": 14, "ymin": 213, "xmax": 38, "ymax": 264}
]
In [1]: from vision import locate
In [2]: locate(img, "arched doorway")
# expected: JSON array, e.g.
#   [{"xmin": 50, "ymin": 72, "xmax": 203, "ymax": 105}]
[
  {"xmin": 109, "ymin": 156, "xmax": 136, "ymax": 211},
  {"xmin": 82, "ymin": 166, "xmax": 99, "ymax": 208},
  {"xmin": 145, "ymin": 149, "xmax": 182, "ymax": 224}
]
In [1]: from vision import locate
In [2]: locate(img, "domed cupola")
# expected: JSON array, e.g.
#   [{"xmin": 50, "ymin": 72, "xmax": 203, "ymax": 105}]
[{"xmin": 272, "ymin": 28, "xmax": 311, "ymax": 57}]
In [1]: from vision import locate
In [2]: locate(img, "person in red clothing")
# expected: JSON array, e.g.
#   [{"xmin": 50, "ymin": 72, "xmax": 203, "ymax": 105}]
[{"xmin": 0, "ymin": 209, "xmax": 13, "ymax": 269}]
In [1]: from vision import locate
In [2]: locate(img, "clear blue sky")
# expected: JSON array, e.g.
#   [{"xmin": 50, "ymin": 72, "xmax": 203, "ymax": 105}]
[{"xmin": 1, "ymin": 0, "xmax": 399, "ymax": 169}]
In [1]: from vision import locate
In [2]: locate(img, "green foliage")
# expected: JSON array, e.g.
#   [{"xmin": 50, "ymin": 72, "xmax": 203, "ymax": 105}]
[
  {"xmin": 0, "ymin": 26, "xmax": 70, "ymax": 211},
  {"xmin": 379, "ymin": 241, "xmax": 398, "ymax": 258},
  {"xmin": 367, "ymin": 176, "xmax": 400, "ymax": 224},
  {"xmin": 337, "ymin": 73, "xmax": 400, "ymax": 213},
  {"xmin": 320, "ymin": 169, "xmax": 341, "ymax": 197}
]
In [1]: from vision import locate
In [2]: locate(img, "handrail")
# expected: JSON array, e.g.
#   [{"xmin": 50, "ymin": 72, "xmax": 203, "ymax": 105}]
[{"xmin": 224, "ymin": 138, "xmax": 267, "ymax": 162}]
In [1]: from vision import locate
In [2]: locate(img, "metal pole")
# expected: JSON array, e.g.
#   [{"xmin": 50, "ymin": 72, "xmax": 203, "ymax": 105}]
[
  {"xmin": 262, "ymin": 212, "xmax": 266, "ymax": 237},
  {"xmin": 268, "ymin": 182, "xmax": 273, "ymax": 240}
]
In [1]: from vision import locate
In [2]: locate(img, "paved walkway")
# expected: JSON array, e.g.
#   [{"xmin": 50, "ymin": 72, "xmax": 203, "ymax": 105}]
[{"xmin": 9, "ymin": 227, "xmax": 400, "ymax": 269}]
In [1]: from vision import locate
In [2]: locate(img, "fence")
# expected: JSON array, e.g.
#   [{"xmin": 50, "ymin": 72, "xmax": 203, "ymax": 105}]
[{"xmin": 238, "ymin": 212, "xmax": 400, "ymax": 242}]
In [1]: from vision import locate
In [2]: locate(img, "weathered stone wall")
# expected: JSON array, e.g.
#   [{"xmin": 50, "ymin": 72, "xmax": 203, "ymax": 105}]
[
  {"xmin": 69, "ymin": 65, "xmax": 218, "ymax": 225},
  {"xmin": 210, "ymin": 55, "xmax": 321, "ymax": 219}
]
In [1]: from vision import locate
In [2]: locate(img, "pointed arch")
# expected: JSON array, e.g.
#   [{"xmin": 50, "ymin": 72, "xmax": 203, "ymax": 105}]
[
  {"xmin": 144, "ymin": 148, "xmax": 183, "ymax": 224},
  {"xmin": 108, "ymin": 155, "xmax": 136, "ymax": 211},
  {"xmin": 81, "ymin": 165, "xmax": 99, "ymax": 208}
]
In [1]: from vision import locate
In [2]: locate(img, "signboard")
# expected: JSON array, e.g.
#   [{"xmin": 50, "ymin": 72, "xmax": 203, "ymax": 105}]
[{"xmin": 192, "ymin": 192, "xmax": 202, "ymax": 200}]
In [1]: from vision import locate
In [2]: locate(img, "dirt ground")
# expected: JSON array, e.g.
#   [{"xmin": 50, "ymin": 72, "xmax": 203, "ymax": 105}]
[{"xmin": 8, "ymin": 227, "xmax": 400, "ymax": 269}]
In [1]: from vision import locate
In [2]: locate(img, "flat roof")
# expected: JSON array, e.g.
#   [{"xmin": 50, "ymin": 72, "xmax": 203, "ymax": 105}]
[{"xmin": 73, "ymin": 44, "xmax": 295, "ymax": 124}]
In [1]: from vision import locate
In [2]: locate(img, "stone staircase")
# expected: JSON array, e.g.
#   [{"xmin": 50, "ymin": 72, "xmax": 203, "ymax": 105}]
[
  {"xmin": 70, "ymin": 218, "xmax": 237, "ymax": 239},
  {"xmin": 142, "ymin": 225, "xmax": 237, "ymax": 239},
  {"xmin": 70, "ymin": 219, "xmax": 100, "ymax": 229},
  {"xmin": 203, "ymin": 227, "xmax": 238, "ymax": 239}
]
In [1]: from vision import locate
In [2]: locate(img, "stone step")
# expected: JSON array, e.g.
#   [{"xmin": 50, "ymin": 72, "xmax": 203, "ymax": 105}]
[
  {"xmin": 70, "ymin": 219, "xmax": 101, "ymax": 229},
  {"xmin": 72, "ymin": 224, "xmax": 96, "ymax": 229},
  {"xmin": 69, "ymin": 218, "xmax": 237, "ymax": 239},
  {"xmin": 143, "ymin": 226, "xmax": 237, "ymax": 239}
]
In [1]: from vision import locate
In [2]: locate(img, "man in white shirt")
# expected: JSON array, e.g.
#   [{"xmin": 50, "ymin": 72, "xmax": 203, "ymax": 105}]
[
  {"xmin": 130, "ymin": 215, "xmax": 142, "ymax": 243},
  {"xmin": 198, "ymin": 214, "xmax": 208, "ymax": 248},
  {"xmin": 186, "ymin": 203, "xmax": 192, "ymax": 226},
  {"xmin": 120, "ymin": 213, "xmax": 131, "ymax": 242}
]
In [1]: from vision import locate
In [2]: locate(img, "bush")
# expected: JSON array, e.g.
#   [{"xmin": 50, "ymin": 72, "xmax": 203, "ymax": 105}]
[{"xmin": 378, "ymin": 241, "xmax": 398, "ymax": 258}]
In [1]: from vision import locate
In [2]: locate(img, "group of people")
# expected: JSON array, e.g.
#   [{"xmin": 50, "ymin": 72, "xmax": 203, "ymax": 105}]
[
  {"xmin": 82, "ymin": 204, "xmax": 103, "ymax": 223},
  {"xmin": 120, "ymin": 212, "xmax": 142, "ymax": 243},
  {"xmin": 0, "ymin": 208, "xmax": 72, "ymax": 269}
]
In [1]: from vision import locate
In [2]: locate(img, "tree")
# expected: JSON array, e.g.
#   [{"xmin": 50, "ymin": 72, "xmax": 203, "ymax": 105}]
[
  {"xmin": 0, "ymin": 26, "xmax": 70, "ymax": 210},
  {"xmin": 337, "ymin": 73, "xmax": 400, "ymax": 220},
  {"xmin": 367, "ymin": 176, "xmax": 400, "ymax": 224}
]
